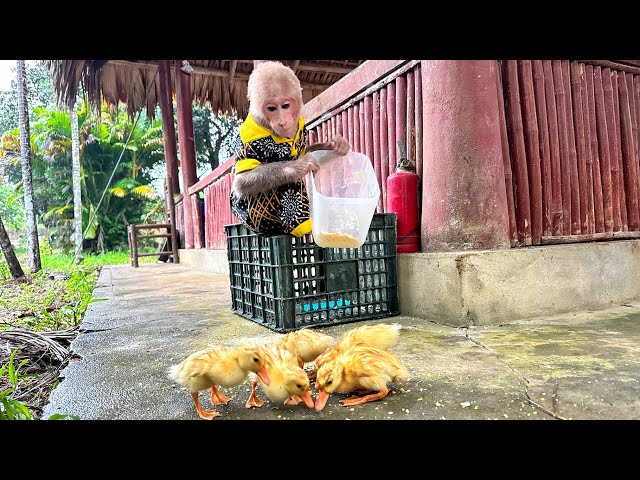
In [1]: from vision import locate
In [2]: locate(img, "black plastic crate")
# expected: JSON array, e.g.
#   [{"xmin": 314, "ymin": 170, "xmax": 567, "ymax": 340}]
[{"xmin": 225, "ymin": 213, "xmax": 399, "ymax": 332}]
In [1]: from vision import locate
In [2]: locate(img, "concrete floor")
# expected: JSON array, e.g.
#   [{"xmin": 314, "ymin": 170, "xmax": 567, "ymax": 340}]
[{"xmin": 42, "ymin": 262, "xmax": 640, "ymax": 421}]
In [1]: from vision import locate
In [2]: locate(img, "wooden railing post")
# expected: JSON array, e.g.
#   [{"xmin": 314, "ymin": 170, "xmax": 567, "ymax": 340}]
[{"xmin": 130, "ymin": 225, "xmax": 139, "ymax": 268}]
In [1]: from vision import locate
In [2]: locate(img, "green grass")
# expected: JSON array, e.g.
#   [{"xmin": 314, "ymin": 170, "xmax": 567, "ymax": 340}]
[{"xmin": 41, "ymin": 250, "xmax": 155, "ymax": 271}]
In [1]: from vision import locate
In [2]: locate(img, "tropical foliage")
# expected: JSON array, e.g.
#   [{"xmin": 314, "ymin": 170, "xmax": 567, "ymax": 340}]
[{"xmin": 0, "ymin": 61, "xmax": 240, "ymax": 255}]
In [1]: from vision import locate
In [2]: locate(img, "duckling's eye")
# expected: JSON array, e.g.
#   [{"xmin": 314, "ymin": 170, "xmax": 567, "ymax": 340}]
[
  {"xmin": 327, "ymin": 380, "xmax": 333, "ymax": 385},
  {"xmin": 253, "ymin": 357, "xmax": 259, "ymax": 363},
  {"xmin": 296, "ymin": 384, "xmax": 302, "ymax": 389}
]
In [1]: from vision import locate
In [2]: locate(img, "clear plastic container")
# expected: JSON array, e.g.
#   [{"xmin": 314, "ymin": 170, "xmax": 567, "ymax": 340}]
[{"xmin": 307, "ymin": 151, "xmax": 380, "ymax": 248}]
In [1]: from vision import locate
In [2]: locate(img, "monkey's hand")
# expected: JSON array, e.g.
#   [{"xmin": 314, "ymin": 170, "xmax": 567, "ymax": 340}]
[
  {"xmin": 328, "ymin": 135, "xmax": 350, "ymax": 156},
  {"xmin": 232, "ymin": 157, "xmax": 319, "ymax": 196},
  {"xmin": 283, "ymin": 155, "xmax": 319, "ymax": 180},
  {"xmin": 305, "ymin": 135, "xmax": 350, "ymax": 156}
]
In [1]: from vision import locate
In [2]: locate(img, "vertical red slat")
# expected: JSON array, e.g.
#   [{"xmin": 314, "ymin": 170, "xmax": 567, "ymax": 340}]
[
  {"xmin": 532, "ymin": 61, "xmax": 553, "ymax": 237},
  {"xmin": 612, "ymin": 72, "xmax": 628, "ymax": 230},
  {"xmin": 203, "ymin": 186, "xmax": 209, "ymax": 248},
  {"xmin": 504, "ymin": 60, "xmax": 532, "ymax": 245},
  {"xmin": 395, "ymin": 75, "xmax": 407, "ymax": 176},
  {"xmin": 321, "ymin": 121, "xmax": 328, "ymax": 143},
  {"xmin": 498, "ymin": 61, "xmax": 519, "ymax": 245},
  {"xmin": 414, "ymin": 64, "xmax": 424, "ymax": 182},
  {"xmin": 586, "ymin": 65, "xmax": 604, "ymax": 233},
  {"xmin": 570, "ymin": 61, "xmax": 589, "ymax": 234},
  {"xmin": 603, "ymin": 68, "xmax": 622, "ymax": 230},
  {"xmin": 347, "ymin": 106, "xmax": 355, "ymax": 147},
  {"xmin": 364, "ymin": 95, "xmax": 376, "ymax": 199},
  {"xmin": 336, "ymin": 112, "xmax": 343, "ymax": 137},
  {"xmin": 543, "ymin": 61, "xmax": 564, "ymax": 236},
  {"xmin": 358, "ymin": 100, "xmax": 365, "ymax": 155},
  {"xmin": 387, "ymin": 82, "xmax": 397, "ymax": 176},
  {"xmin": 352, "ymin": 103, "xmax": 360, "ymax": 152},
  {"xmin": 341, "ymin": 110, "xmax": 348, "ymax": 138},
  {"xmin": 372, "ymin": 91, "xmax": 384, "ymax": 212},
  {"xmin": 379, "ymin": 87, "xmax": 390, "ymax": 212},
  {"xmin": 553, "ymin": 61, "xmax": 572, "ymax": 235},
  {"xmin": 580, "ymin": 64, "xmax": 596, "ymax": 234},
  {"xmin": 562, "ymin": 60, "xmax": 581, "ymax": 234},
  {"xmin": 308, "ymin": 130, "xmax": 317, "ymax": 145},
  {"xmin": 619, "ymin": 72, "xmax": 640, "ymax": 230},
  {"xmin": 628, "ymin": 75, "xmax": 639, "ymax": 188},
  {"xmin": 205, "ymin": 186, "xmax": 212, "ymax": 248},
  {"xmin": 390, "ymin": 75, "xmax": 407, "ymax": 177},
  {"xmin": 191, "ymin": 194, "xmax": 203, "ymax": 249},
  {"xmin": 407, "ymin": 70, "xmax": 416, "ymax": 163},
  {"xmin": 518, "ymin": 60, "xmax": 543, "ymax": 244},
  {"xmin": 632, "ymin": 76, "xmax": 640, "ymax": 211},
  {"xmin": 594, "ymin": 66, "xmax": 614, "ymax": 232}
]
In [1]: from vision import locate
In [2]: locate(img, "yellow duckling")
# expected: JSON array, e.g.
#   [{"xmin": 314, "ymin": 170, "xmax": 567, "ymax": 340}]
[
  {"xmin": 313, "ymin": 322, "xmax": 401, "ymax": 381},
  {"xmin": 277, "ymin": 327, "xmax": 336, "ymax": 377},
  {"xmin": 245, "ymin": 346, "xmax": 314, "ymax": 409},
  {"xmin": 168, "ymin": 344, "xmax": 270, "ymax": 420},
  {"xmin": 314, "ymin": 343, "xmax": 409, "ymax": 411}
]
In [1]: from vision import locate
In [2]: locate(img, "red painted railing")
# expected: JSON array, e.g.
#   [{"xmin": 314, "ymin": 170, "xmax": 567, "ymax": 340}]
[
  {"xmin": 183, "ymin": 61, "xmax": 415, "ymax": 250},
  {"xmin": 304, "ymin": 60, "xmax": 422, "ymax": 215}
]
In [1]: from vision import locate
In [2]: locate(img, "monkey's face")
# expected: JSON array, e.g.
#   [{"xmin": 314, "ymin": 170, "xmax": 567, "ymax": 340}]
[{"xmin": 261, "ymin": 95, "xmax": 300, "ymax": 139}]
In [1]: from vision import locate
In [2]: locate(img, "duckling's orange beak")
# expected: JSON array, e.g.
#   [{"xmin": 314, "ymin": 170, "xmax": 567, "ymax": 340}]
[
  {"xmin": 300, "ymin": 390, "xmax": 315, "ymax": 409},
  {"xmin": 315, "ymin": 390, "xmax": 330, "ymax": 411},
  {"xmin": 257, "ymin": 367, "xmax": 271, "ymax": 386}
]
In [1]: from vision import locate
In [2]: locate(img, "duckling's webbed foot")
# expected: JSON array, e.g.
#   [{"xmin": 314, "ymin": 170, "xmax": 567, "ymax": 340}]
[
  {"xmin": 192, "ymin": 392, "xmax": 221, "ymax": 420},
  {"xmin": 210, "ymin": 385, "xmax": 232, "ymax": 405},
  {"xmin": 339, "ymin": 388, "xmax": 389, "ymax": 406},
  {"xmin": 245, "ymin": 381, "xmax": 265, "ymax": 408}
]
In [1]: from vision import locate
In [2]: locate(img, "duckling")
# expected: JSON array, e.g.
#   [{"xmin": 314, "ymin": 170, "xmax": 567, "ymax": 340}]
[
  {"xmin": 168, "ymin": 344, "xmax": 271, "ymax": 420},
  {"xmin": 314, "ymin": 343, "xmax": 409, "ymax": 411},
  {"xmin": 277, "ymin": 327, "xmax": 336, "ymax": 378},
  {"xmin": 313, "ymin": 322, "xmax": 401, "ymax": 382},
  {"xmin": 246, "ymin": 346, "xmax": 314, "ymax": 409}
]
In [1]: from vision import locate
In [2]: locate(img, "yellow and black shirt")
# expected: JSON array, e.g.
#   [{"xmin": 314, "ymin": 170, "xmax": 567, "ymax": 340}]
[{"xmin": 229, "ymin": 114, "xmax": 312, "ymax": 237}]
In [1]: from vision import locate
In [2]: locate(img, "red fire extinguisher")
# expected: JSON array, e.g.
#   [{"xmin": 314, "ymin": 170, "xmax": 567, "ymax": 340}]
[{"xmin": 386, "ymin": 141, "xmax": 420, "ymax": 253}]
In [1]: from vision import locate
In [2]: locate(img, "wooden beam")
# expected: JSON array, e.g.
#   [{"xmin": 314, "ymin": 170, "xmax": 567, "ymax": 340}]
[
  {"xmin": 158, "ymin": 60, "xmax": 180, "ymax": 196},
  {"xmin": 296, "ymin": 63, "xmax": 355, "ymax": 74},
  {"xmin": 175, "ymin": 59, "xmax": 197, "ymax": 249},
  {"xmin": 228, "ymin": 60, "xmax": 238, "ymax": 82},
  {"xmin": 188, "ymin": 157, "xmax": 235, "ymax": 196},
  {"xmin": 541, "ymin": 230, "xmax": 640, "ymax": 244},
  {"xmin": 107, "ymin": 59, "xmax": 331, "ymax": 89}
]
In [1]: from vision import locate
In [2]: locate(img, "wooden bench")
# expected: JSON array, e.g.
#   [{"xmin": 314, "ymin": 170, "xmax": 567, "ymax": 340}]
[{"xmin": 128, "ymin": 177, "xmax": 179, "ymax": 267}]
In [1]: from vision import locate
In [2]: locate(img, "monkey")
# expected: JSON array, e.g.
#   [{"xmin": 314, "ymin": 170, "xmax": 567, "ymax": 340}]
[{"xmin": 229, "ymin": 61, "xmax": 349, "ymax": 237}]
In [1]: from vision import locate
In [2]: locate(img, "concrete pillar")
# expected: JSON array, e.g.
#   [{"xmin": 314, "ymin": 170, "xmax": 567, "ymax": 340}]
[
  {"xmin": 175, "ymin": 60, "xmax": 198, "ymax": 249},
  {"xmin": 158, "ymin": 61, "xmax": 180, "ymax": 197},
  {"xmin": 420, "ymin": 60, "xmax": 511, "ymax": 251}
]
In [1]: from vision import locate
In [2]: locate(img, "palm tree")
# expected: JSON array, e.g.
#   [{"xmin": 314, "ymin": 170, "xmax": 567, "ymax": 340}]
[{"xmin": 16, "ymin": 60, "xmax": 41, "ymax": 273}]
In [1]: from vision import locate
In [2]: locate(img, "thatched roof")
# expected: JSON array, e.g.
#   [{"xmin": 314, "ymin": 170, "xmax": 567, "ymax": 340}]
[{"xmin": 41, "ymin": 60, "xmax": 364, "ymax": 119}]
